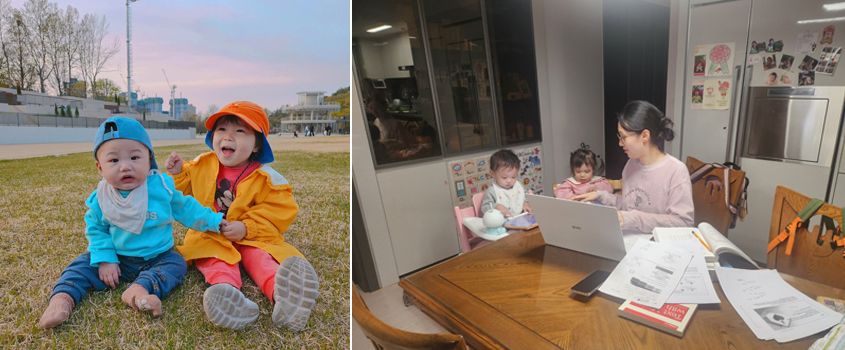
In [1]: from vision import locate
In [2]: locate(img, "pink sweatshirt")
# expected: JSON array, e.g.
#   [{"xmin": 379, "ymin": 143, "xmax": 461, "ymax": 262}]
[
  {"xmin": 554, "ymin": 177, "xmax": 614, "ymax": 200},
  {"xmin": 596, "ymin": 154, "xmax": 694, "ymax": 233}
]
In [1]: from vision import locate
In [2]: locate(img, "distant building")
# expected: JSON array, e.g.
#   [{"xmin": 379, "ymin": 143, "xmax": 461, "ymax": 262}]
[
  {"xmin": 279, "ymin": 91, "xmax": 341, "ymax": 134},
  {"xmin": 170, "ymin": 98, "xmax": 188, "ymax": 119},
  {"xmin": 187, "ymin": 103, "xmax": 196, "ymax": 116},
  {"xmin": 120, "ymin": 92, "xmax": 138, "ymax": 107},
  {"xmin": 141, "ymin": 97, "xmax": 164, "ymax": 114}
]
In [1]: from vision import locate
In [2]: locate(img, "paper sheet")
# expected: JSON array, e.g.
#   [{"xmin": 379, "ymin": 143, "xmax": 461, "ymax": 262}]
[
  {"xmin": 796, "ymin": 33, "xmax": 818, "ymax": 54},
  {"xmin": 598, "ymin": 239, "xmax": 692, "ymax": 308},
  {"xmin": 663, "ymin": 239, "xmax": 721, "ymax": 304},
  {"xmin": 716, "ymin": 267, "xmax": 842, "ymax": 343}
]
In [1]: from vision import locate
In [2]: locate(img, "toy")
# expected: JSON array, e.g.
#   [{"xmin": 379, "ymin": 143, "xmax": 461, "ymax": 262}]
[{"xmin": 482, "ymin": 209, "xmax": 508, "ymax": 235}]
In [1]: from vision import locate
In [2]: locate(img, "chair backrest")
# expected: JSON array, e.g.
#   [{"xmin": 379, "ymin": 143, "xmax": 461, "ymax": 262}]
[
  {"xmin": 768, "ymin": 186, "xmax": 845, "ymax": 290},
  {"xmin": 472, "ymin": 192, "xmax": 484, "ymax": 217},
  {"xmin": 453, "ymin": 205, "xmax": 480, "ymax": 254},
  {"xmin": 352, "ymin": 287, "xmax": 467, "ymax": 350},
  {"xmin": 686, "ymin": 156, "xmax": 747, "ymax": 236},
  {"xmin": 607, "ymin": 179, "xmax": 623, "ymax": 193}
]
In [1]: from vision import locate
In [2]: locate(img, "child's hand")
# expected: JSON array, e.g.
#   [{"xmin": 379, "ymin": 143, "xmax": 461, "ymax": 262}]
[
  {"xmin": 98, "ymin": 262, "xmax": 121, "ymax": 289},
  {"xmin": 219, "ymin": 219, "xmax": 228, "ymax": 232},
  {"xmin": 524, "ymin": 202, "xmax": 532, "ymax": 214},
  {"xmin": 221, "ymin": 221, "xmax": 247, "ymax": 241},
  {"xmin": 617, "ymin": 210, "xmax": 624, "ymax": 228},
  {"xmin": 165, "ymin": 151, "xmax": 183, "ymax": 175},
  {"xmin": 495, "ymin": 204, "xmax": 512, "ymax": 217},
  {"xmin": 570, "ymin": 192, "xmax": 599, "ymax": 203}
]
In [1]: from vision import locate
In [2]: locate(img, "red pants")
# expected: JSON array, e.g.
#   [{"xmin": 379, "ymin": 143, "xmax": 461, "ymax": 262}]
[{"xmin": 195, "ymin": 244, "xmax": 279, "ymax": 303}]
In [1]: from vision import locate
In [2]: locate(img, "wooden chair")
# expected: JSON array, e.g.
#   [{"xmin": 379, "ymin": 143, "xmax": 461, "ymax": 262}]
[
  {"xmin": 352, "ymin": 287, "xmax": 467, "ymax": 350},
  {"xmin": 768, "ymin": 186, "xmax": 845, "ymax": 290},
  {"xmin": 686, "ymin": 156, "xmax": 746, "ymax": 236}
]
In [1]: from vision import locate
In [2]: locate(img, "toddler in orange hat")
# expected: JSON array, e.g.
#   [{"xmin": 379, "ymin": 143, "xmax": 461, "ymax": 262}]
[{"xmin": 165, "ymin": 101, "xmax": 318, "ymax": 331}]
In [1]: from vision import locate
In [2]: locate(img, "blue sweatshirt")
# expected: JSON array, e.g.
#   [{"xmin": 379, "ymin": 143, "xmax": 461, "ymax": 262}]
[{"xmin": 84, "ymin": 173, "xmax": 223, "ymax": 266}]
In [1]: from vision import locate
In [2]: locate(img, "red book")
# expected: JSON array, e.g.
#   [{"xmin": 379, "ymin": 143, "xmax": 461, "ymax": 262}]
[{"xmin": 618, "ymin": 300, "xmax": 697, "ymax": 337}]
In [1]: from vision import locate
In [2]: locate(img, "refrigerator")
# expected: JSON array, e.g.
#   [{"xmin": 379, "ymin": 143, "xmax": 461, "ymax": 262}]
[{"xmin": 679, "ymin": 0, "xmax": 845, "ymax": 264}]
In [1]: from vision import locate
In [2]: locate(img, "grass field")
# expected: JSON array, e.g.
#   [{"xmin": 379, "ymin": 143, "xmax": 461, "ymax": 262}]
[{"xmin": 0, "ymin": 143, "xmax": 350, "ymax": 349}]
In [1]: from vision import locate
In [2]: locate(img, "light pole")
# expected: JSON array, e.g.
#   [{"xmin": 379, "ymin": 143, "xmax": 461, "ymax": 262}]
[{"xmin": 126, "ymin": 0, "xmax": 139, "ymax": 111}]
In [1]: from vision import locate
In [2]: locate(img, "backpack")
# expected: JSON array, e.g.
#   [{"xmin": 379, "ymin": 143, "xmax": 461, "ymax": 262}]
[{"xmin": 686, "ymin": 157, "xmax": 749, "ymax": 235}]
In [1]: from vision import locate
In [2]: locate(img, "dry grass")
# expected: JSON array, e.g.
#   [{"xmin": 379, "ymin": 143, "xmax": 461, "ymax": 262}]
[{"xmin": 0, "ymin": 143, "xmax": 350, "ymax": 349}]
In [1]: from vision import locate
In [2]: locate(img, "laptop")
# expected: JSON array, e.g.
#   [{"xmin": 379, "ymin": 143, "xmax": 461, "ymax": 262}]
[{"xmin": 527, "ymin": 194, "xmax": 633, "ymax": 261}]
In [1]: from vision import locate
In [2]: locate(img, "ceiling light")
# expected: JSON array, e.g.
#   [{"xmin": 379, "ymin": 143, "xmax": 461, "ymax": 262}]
[
  {"xmin": 797, "ymin": 16, "xmax": 845, "ymax": 24},
  {"xmin": 367, "ymin": 25, "xmax": 392, "ymax": 33},
  {"xmin": 824, "ymin": 2, "xmax": 845, "ymax": 11}
]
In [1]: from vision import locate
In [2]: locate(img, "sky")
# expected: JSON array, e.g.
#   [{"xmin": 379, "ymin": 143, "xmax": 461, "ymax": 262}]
[{"xmin": 10, "ymin": 0, "xmax": 350, "ymax": 113}]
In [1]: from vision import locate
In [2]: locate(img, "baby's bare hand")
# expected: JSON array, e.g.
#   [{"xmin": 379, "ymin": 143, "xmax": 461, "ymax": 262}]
[
  {"xmin": 166, "ymin": 151, "xmax": 183, "ymax": 175},
  {"xmin": 98, "ymin": 262, "xmax": 121, "ymax": 289}
]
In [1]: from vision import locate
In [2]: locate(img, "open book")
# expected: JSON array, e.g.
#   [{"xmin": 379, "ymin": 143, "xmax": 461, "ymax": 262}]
[{"xmin": 653, "ymin": 222, "xmax": 759, "ymax": 269}]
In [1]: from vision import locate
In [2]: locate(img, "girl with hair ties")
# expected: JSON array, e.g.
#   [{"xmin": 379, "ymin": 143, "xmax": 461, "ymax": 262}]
[{"xmin": 571, "ymin": 101, "xmax": 694, "ymax": 234}]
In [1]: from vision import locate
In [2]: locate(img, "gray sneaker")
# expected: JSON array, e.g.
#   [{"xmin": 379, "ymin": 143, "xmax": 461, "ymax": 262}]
[
  {"xmin": 273, "ymin": 256, "xmax": 319, "ymax": 331},
  {"xmin": 203, "ymin": 283, "xmax": 259, "ymax": 330}
]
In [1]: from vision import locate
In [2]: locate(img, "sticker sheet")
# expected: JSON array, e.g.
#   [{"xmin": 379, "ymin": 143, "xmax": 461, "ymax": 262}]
[
  {"xmin": 447, "ymin": 146, "xmax": 543, "ymax": 208},
  {"xmin": 815, "ymin": 46, "xmax": 840, "ymax": 75}
]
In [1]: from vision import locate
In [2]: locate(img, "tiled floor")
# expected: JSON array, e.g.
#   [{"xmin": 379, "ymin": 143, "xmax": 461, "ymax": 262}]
[{"xmin": 351, "ymin": 283, "xmax": 449, "ymax": 349}]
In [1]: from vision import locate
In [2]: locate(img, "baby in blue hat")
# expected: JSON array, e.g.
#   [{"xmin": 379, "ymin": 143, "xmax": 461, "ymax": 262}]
[{"xmin": 39, "ymin": 117, "xmax": 226, "ymax": 329}]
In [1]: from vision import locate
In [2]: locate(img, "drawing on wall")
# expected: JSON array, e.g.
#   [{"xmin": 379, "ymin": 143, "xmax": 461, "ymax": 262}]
[
  {"xmin": 779, "ymin": 54, "xmax": 795, "ymax": 70},
  {"xmin": 821, "ymin": 25, "xmax": 835, "ymax": 45},
  {"xmin": 780, "ymin": 70, "xmax": 796, "ymax": 86},
  {"xmin": 707, "ymin": 43, "xmax": 734, "ymax": 76},
  {"xmin": 763, "ymin": 54, "xmax": 777, "ymax": 70},
  {"xmin": 796, "ymin": 33, "xmax": 818, "ymax": 54},
  {"xmin": 799, "ymin": 70, "xmax": 815, "ymax": 86},
  {"xmin": 816, "ymin": 46, "xmax": 841, "ymax": 75},
  {"xmin": 691, "ymin": 80, "xmax": 704, "ymax": 110},
  {"xmin": 702, "ymin": 79, "xmax": 731, "ymax": 110}
]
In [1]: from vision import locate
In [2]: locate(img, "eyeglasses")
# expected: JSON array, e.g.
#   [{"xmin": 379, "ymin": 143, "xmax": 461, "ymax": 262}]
[{"xmin": 617, "ymin": 132, "xmax": 638, "ymax": 141}]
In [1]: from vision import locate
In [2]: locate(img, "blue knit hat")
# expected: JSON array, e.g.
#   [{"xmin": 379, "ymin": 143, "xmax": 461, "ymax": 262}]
[{"xmin": 93, "ymin": 116, "xmax": 158, "ymax": 170}]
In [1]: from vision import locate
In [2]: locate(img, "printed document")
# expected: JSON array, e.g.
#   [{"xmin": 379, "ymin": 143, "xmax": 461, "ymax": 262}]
[
  {"xmin": 598, "ymin": 239, "xmax": 692, "ymax": 308},
  {"xmin": 716, "ymin": 267, "xmax": 842, "ymax": 343},
  {"xmin": 664, "ymin": 239, "xmax": 721, "ymax": 304}
]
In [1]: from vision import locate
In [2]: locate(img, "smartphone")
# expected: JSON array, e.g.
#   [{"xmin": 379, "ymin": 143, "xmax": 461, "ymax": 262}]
[{"xmin": 570, "ymin": 270, "xmax": 611, "ymax": 297}]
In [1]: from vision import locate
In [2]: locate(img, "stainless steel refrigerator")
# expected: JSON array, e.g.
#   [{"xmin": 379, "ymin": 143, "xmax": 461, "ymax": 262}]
[{"xmin": 679, "ymin": 0, "xmax": 845, "ymax": 263}]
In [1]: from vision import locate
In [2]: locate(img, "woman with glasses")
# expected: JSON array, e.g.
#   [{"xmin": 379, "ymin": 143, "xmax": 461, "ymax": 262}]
[{"xmin": 571, "ymin": 101, "xmax": 694, "ymax": 233}]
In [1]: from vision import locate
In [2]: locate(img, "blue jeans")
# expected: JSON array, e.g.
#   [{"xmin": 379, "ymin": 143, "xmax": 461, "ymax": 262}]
[{"xmin": 51, "ymin": 249, "xmax": 187, "ymax": 305}]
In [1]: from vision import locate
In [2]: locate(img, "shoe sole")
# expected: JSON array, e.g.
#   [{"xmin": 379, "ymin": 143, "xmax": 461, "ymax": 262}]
[
  {"xmin": 273, "ymin": 256, "xmax": 319, "ymax": 331},
  {"xmin": 203, "ymin": 284, "xmax": 259, "ymax": 330}
]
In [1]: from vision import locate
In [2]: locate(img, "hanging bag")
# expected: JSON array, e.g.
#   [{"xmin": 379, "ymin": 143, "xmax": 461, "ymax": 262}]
[{"xmin": 686, "ymin": 157, "xmax": 749, "ymax": 235}]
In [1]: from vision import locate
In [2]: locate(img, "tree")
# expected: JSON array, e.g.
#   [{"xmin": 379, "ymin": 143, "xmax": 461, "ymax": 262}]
[
  {"xmin": 74, "ymin": 106, "xmax": 78, "ymax": 117},
  {"xmin": 142, "ymin": 111, "xmax": 145, "ymax": 120},
  {"xmin": 78, "ymin": 13, "xmax": 118, "ymax": 99},
  {"xmin": 205, "ymin": 104, "xmax": 219, "ymax": 116},
  {"xmin": 59, "ymin": 105, "xmax": 64, "ymax": 116},
  {"xmin": 181, "ymin": 111, "xmax": 207, "ymax": 134},
  {"xmin": 5, "ymin": 9, "xmax": 36, "ymax": 91},
  {"xmin": 22, "ymin": 0, "xmax": 58, "ymax": 94}
]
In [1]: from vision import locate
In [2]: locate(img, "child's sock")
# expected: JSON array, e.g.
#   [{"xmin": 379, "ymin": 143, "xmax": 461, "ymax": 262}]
[
  {"xmin": 39, "ymin": 292, "xmax": 74, "ymax": 329},
  {"xmin": 121, "ymin": 283, "xmax": 163, "ymax": 317},
  {"xmin": 203, "ymin": 283, "xmax": 259, "ymax": 330},
  {"xmin": 272, "ymin": 256, "xmax": 319, "ymax": 332}
]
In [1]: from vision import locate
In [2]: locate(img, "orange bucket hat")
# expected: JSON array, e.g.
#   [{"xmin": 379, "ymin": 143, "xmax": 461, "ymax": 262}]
[
  {"xmin": 204, "ymin": 101, "xmax": 274, "ymax": 163},
  {"xmin": 205, "ymin": 101, "xmax": 269, "ymax": 136}
]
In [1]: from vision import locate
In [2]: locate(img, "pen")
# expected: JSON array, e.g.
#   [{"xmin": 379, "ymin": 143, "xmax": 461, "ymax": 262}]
[{"xmin": 692, "ymin": 230, "xmax": 712, "ymax": 251}]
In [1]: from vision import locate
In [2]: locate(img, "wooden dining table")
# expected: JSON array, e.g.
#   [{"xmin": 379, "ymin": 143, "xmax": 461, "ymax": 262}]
[{"xmin": 398, "ymin": 228, "xmax": 845, "ymax": 350}]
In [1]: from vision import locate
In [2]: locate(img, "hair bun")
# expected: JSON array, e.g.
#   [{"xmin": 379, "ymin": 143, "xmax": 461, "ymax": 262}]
[{"xmin": 659, "ymin": 117, "xmax": 675, "ymax": 142}]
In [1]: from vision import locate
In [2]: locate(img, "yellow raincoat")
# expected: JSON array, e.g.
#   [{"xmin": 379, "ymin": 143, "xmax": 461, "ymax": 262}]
[{"xmin": 170, "ymin": 152, "xmax": 304, "ymax": 265}]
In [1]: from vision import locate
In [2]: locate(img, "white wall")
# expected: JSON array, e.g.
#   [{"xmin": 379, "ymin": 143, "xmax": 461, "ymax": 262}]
[
  {"xmin": 664, "ymin": 0, "xmax": 690, "ymax": 158},
  {"xmin": 0, "ymin": 126, "xmax": 195, "ymax": 145},
  {"xmin": 533, "ymin": 0, "xmax": 605, "ymax": 184}
]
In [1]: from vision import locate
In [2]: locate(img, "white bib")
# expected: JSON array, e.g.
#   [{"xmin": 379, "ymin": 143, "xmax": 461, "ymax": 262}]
[{"xmin": 491, "ymin": 182, "xmax": 525, "ymax": 215}]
